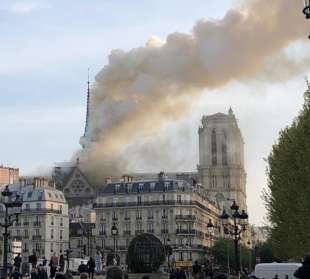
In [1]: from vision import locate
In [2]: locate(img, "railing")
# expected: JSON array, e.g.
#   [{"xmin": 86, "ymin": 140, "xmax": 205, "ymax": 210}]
[
  {"xmin": 15, "ymin": 222, "xmax": 21, "ymax": 226},
  {"xmin": 124, "ymin": 217, "xmax": 130, "ymax": 221},
  {"xmin": 99, "ymin": 231, "xmax": 106, "ymax": 236},
  {"xmin": 23, "ymin": 208, "xmax": 62, "ymax": 214},
  {"xmin": 112, "ymin": 217, "xmax": 118, "ymax": 221},
  {"xmin": 12, "ymin": 236, "xmax": 22, "ymax": 241},
  {"xmin": 147, "ymin": 216, "xmax": 154, "ymax": 220},
  {"xmin": 147, "ymin": 229, "xmax": 154, "ymax": 233},
  {"xmin": 136, "ymin": 217, "xmax": 142, "ymax": 220},
  {"xmin": 176, "ymin": 229, "xmax": 195, "ymax": 235},
  {"xmin": 23, "ymin": 235, "xmax": 29, "ymax": 239},
  {"xmin": 135, "ymin": 230, "xmax": 144, "ymax": 234},
  {"xmin": 32, "ymin": 235, "xmax": 42, "ymax": 240},
  {"xmin": 123, "ymin": 231, "xmax": 131, "ymax": 235},
  {"xmin": 162, "ymin": 216, "xmax": 168, "ymax": 219},
  {"xmin": 93, "ymin": 200, "xmax": 216, "ymax": 215},
  {"xmin": 175, "ymin": 215, "xmax": 196, "ymax": 221},
  {"xmin": 23, "ymin": 222, "xmax": 29, "ymax": 226},
  {"xmin": 33, "ymin": 222, "xmax": 41, "ymax": 226},
  {"xmin": 161, "ymin": 229, "xmax": 169, "ymax": 234}
]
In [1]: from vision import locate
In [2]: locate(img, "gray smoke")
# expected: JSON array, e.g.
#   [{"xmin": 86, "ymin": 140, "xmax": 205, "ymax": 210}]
[{"xmin": 76, "ymin": 0, "xmax": 308, "ymax": 183}]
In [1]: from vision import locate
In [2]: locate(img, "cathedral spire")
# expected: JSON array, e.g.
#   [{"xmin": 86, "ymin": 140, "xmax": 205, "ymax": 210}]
[{"xmin": 83, "ymin": 68, "xmax": 90, "ymax": 137}]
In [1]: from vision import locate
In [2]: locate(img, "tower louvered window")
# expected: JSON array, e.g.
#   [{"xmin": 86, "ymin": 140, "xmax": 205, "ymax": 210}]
[
  {"xmin": 211, "ymin": 129, "xmax": 217, "ymax": 165},
  {"xmin": 222, "ymin": 131, "xmax": 228, "ymax": 165}
]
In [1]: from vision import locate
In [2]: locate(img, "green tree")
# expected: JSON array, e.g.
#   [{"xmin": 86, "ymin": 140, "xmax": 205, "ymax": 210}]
[{"xmin": 264, "ymin": 85, "xmax": 310, "ymax": 260}]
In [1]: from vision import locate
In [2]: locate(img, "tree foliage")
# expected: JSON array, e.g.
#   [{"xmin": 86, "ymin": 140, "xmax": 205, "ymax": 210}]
[{"xmin": 264, "ymin": 86, "xmax": 310, "ymax": 260}]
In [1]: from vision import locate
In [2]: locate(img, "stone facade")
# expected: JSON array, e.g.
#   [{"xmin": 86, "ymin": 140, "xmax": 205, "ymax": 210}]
[
  {"xmin": 93, "ymin": 174, "xmax": 220, "ymax": 267},
  {"xmin": 197, "ymin": 108, "xmax": 247, "ymax": 212}
]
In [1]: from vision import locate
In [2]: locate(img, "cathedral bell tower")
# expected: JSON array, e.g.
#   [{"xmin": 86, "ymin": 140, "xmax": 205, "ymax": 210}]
[{"xmin": 197, "ymin": 108, "xmax": 247, "ymax": 211}]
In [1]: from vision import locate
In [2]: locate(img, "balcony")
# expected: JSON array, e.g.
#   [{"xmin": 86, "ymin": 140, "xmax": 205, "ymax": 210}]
[
  {"xmin": 175, "ymin": 215, "xmax": 196, "ymax": 221},
  {"xmin": 112, "ymin": 217, "xmax": 118, "ymax": 221},
  {"xmin": 23, "ymin": 222, "xmax": 29, "ymax": 226},
  {"xmin": 135, "ymin": 230, "xmax": 144, "ymax": 235},
  {"xmin": 176, "ymin": 229, "xmax": 195, "ymax": 235},
  {"xmin": 124, "ymin": 217, "xmax": 130, "ymax": 221},
  {"xmin": 15, "ymin": 222, "xmax": 21, "ymax": 226},
  {"xmin": 33, "ymin": 222, "xmax": 41, "ymax": 227},
  {"xmin": 161, "ymin": 229, "xmax": 168, "ymax": 234},
  {"xmin": 162, "ymin": 216, "xmax": 168, "ymax": 219},
  {"xmin": 147, "ymin": 229, "xmax": 154, "ymax": 233},
  {"xmin": 123, "ymin": 231, "xmax": 131, "ymax": 236},
  {"xmin": 12, "ymin": 236, "xmax": 22, "ymax": 241},
  {"xmin": 99, "ymin": 231, "xmax": 106, "ymax": 236},
  {"xmin": 136, "ymin": 217, "xmax": 142, "ymax": 221},
  {"xmin": 23, "ymin": 208, "xmax": 61, "ymax": 214},
  {"xmin": 32, "ymin": 235, "xmax": 42, "ymax": 240},
  {"xmin": 147, "ymin": 216, "xmax": 154, "ymax": 220},
  {"xmin": 23, "ymin": 235, "xmax": 29, "ymax": 239}
]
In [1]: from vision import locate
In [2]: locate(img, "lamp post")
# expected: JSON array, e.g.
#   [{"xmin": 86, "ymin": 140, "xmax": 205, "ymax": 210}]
[
  {"xmin": 303, "ymin": 0, "xmax": 310, "ymax": 38},
  {"xmin": 206, "ymin": 219, "xmax": 214, "ymax": 271},
  {"xmin": 0, "ymin": 185, "xmax": 23, "ymax": 279},
  {"xmin": 111, "ymin": 224, "xmax": 118, "ymax": 265},
  {"xmin": 220, "ymin": 201, "xmax": 248, "ymax": 277}
]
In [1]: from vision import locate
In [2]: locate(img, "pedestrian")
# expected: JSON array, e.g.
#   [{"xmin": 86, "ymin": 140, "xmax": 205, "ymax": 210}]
[
  {"xmin": 14, "ymin": 254, "xmax": 22, "ymax": 273},
  {"xmin": 192, "ymin": 261, "xmax": 201, "ymax": 279},
  {"xmin": 49, "ymin": 253, "xmax": 59, "ymax": 279},
  {"xmin": 31, "ymin": 267, "xmax": 39, "ymax": 279},
  {"xmin": 87, "ymin": 257, "xmax": 96, "ymax": 279},
  {"xmin": 30, "ymin": 253, "xmax": 38, "ymax": 270},
  {"xmin": 42, "ymin": 257, "xmax": 47, "ymax": 267},
  {"xmin": 59, "ymin": 255, "xmax": 65, "ymax": 272},
  {"xmin": 38, "ymin": 265, "xmax": 48, "ymax": 279},
  {"xmin": 78, "ymin": 262, "xmax": 88, "ymax": 274},
  {"xmin": 95, "ymin": 252, "xmax": 102, "ymax": 273},
  {"xmin": 294, "ymin": 253, "xmax": 310, "ymax": 279},
  {"xmin": 11, "ymin": 267, "xmax": 22, "ymax": 279}
]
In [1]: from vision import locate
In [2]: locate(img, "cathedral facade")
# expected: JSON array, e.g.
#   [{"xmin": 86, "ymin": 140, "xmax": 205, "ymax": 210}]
[{"xmin": 197, "ymin": 108, "xmax": 247, "ymax": 212}]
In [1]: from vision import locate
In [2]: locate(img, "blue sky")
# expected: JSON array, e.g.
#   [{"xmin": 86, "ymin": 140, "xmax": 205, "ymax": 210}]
[{"xmin": 0, "ymin": 0, "xmax": 308, "ymax": 224}]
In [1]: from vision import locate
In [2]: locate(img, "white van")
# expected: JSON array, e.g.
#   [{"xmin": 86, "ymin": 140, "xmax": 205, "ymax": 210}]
[{"xmin": 254, "ymin": 263, "xmax": 302, "ymax": 279}]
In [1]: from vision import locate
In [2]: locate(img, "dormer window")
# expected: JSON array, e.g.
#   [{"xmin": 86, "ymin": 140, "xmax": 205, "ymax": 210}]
[
  {"xmin": 127, "ymin": 184, "xmax": 132, "ymax": 193},
  {"xmin": 115, "ymin": 184, "xmax": 120, "ymax": 193},
  {"xmin": 164, "ymin": 182, "xmax": 169, "ymax": 191}
]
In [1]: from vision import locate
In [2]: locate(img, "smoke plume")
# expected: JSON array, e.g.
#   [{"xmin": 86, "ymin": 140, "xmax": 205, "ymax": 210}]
[{"xmin": 76, "ymin": 0, "xmax": 308, "ymax": 183}]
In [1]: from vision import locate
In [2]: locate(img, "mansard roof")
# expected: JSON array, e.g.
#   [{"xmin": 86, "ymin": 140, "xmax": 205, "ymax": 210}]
[{"xmin": 100, "ymin": 179, "xmax": 192, "ymax": 196}]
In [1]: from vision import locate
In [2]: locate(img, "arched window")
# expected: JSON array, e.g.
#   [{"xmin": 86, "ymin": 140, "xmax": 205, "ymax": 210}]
[
  {"xmin": 222, "ymin": 131, "xmax": 228, "ymax": 165},
  {"xmin": 211, "ymin": 129, "xmax": 217, "ymax": 165}
]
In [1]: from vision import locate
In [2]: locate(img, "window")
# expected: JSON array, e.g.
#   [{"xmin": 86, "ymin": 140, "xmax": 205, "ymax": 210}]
[
  {"xmin": 36, "ymin": 203, "xmax": 41, "ymax": 210},
  {"xmin": 51, "ymin": 216, "xmax": 54, "ymax": 226},
  {"xmin": 59, "ymin": 205, "xmax": 62, "ymax": 213},
  {"xmin": 51, "ymin": 229, "xmax": 54, "ymax": 239},
  {"xmin": 27, "ymin": 191, "xmax": 32, "ymax": 199},
  {"xmin": 127, "ymin": 184, "xmax": 132, "ymax": 193},
  {"xmin": 162, "ymin": 209, "xmax": 167, "ymax": 219},
  {"xmin": 164, "ymin": 182, "xmax": 169, "ymax": 191},
  {"xmin": 211, "ymin": 175, "xmax": 217, "ymax": 189},
  {"xmin": 136, "ymin": 210, "xmax": 142, "ymax": 220},
  {"xmin": 60, "ymin": 230, "xmax": 63, "ymax": 240},
  {"xmin": 125, "ymin": 223, "xmax": 130, "ymax": 232},
  {"xmin": 147, "ymin": 223, "xmax": 154, "ymax": 232},
  {"xmin": 211, "ymin": 129, "xmax": 217, "ymax": 165},
  {"xmin": 138, "ymin": 183, "xmax": 143, "ymax": 192},
  {"xmin": 177, "ymin": 195, "xmax": 182, "ymax": 204},
  {"xmin": 50, "ymin": 243, "xmax": 54, "ymax": 252},
  {"xmin": 60, "ymin": 243, "xmax": 63, "ymax": 253},
  {"xmin": 115, "ymin": 184, "xmax": 120, "ymax": 193},
  {"xmin": 25, "ymin": 204, "xmax": 30, "ymax": 211},
  {"xmin": 137, "ymin": 196, "xmax": 142, "ymax": 205},
  {"xmin": 150, "ymin": 182, "xmax": 156, "ymax": 191},
  {"xmin": 125, "ymin": 239, "xmax": 130, "ymax": 248},
  {"xmin": 24, "ymin": 230, "xmax": 28, "ymax": 238},
  {"xmin": 48, "ymin": 193, "xmax": 52, "ymax": 198},
  {"xmin": 112, "ymin": 211, "xmax": 117, "ymax": 220},
  {"xmin": 36, "ymin": 243, "xmax": 40, "ymax": 252},
  {"xmin": 222, "ymin": 131, "xmax": 228, "ymax": 165},
  {"xmin": 124, "ymin": 210, "xmax": 130, "ymax": 220},
  {"xmin": 147, "ymin": 209, "xmax": 154, "ymax": 219},
  {"xmin": 223, "ymin": 175, "xmax": 230, "ymax": 189},
  {"xmin": 162, "ymin": 194, "xmax": 166, "ymax": 203},
  {"xmin": 51, "ymin": 204, "xmax": 54, "ymax": 210}
]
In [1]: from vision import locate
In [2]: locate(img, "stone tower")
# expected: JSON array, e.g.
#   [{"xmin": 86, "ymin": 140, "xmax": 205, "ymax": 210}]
[{"xmin": 197, "ymin": 108, "xmax": 247, "ymax": 211}]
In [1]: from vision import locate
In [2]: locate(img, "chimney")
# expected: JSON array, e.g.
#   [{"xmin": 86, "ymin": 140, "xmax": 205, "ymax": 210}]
[
  {"xmin": 158, "ymin": 171, "xmax": 165, "ymax": 182},
  {"xmin": 122, "ymin": 175, "xmax": 133, "ymax": 183}
]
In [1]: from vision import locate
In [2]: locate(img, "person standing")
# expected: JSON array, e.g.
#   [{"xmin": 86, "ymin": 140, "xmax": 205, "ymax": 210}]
[
  {"xmin": 192, "ymin": 261, "xmax": 201, "ymax": 279},
  {"xmin": 49, "ymin": 253, "xmax": 58, "ymax": 279},
  {"xmin": 59, "ymin": 255, "xmax": 65, "ymax": 272},
  {"xmin": 95, "ymin": 252, "xmax": 102, "ymax": 273},
  {"xmin": 294, "ymin": 253, "xmax": 310, "ymax": 279},
  {"xmin": 87, "ymin": 258, "xmax": 96, "ymax": 279},
  {"xmin": 14, "ymin": 254, "xmax": 22, "ymax": 273}
]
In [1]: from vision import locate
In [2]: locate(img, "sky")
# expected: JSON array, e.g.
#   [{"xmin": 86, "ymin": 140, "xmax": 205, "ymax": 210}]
[{"xmin": 0, "ymin": 0, "xmax": 308, "ymax": 225}]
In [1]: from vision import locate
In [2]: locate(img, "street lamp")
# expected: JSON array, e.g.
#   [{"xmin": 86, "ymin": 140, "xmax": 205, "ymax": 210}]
[
  {"xmin": 111, "ymin": 224, "xmax": 118, "ymax": 265},
  {"xmin": 303, "ymin": 0, "xmax": 310, "ymax": 19},
  {"xmin": 220, "ymin": 201, "xmax": 248, "ymax": 276},
  {"xmin": 303, "ymin": 0, "xmax": 310, "ymax": 38},
  {"xmin": 0, "ymin": 185, "xmax": 23, "ymax": 279}
]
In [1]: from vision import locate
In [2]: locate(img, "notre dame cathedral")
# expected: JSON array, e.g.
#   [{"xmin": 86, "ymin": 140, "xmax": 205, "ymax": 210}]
[{"xmin": 197, "ymin": 108, "xmax": 247, "ymax": 212}]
